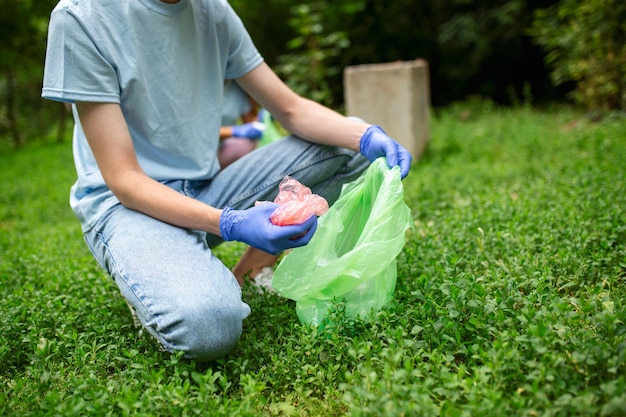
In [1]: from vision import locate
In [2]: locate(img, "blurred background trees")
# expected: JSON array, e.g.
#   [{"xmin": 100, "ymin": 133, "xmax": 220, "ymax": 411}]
[
  {"xmin": 530, "ymin": 0, "xmax": 626, "ymax": 112},
  {"xmin": 1, "ymin": 0, "xmax": 624, "ymax": 148},
  {"xmin": 0, "ymin": 0, "xmax": 61, "ymax": 148}
]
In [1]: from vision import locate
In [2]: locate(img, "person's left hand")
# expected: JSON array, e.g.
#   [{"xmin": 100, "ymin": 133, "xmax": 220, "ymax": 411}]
[
  {"xmin": 359, "ymin": 125, "xmax": 412, "ymax": 179},
  {"xmin": 231, "ymin": 122, "xmax": 266, "ymax": 140}
]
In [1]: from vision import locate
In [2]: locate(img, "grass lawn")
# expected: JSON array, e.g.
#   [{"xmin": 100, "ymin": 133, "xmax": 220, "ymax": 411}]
[{"xmin": 1, "ymin": 102, "xmax": 625, "ymax": 416}]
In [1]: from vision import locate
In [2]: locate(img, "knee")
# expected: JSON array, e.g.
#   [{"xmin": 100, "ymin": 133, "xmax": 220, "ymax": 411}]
[{"xmin": 161, "ymin": 299, "xmax": 251, "ymax": 362}]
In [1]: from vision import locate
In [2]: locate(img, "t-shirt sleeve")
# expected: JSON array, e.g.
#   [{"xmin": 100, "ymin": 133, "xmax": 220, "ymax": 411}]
[
  {"xmin": 42, "ymin": 9, "xmax": 120, "ymax": 104},
  {"xmin": 221, "ymin": 2, "xmax": 264, "ymax": 80}
]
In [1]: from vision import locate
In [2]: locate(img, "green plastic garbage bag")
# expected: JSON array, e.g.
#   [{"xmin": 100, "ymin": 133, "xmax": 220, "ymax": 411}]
[{"xmin": 272, "ymin": 158, "xmax": 413, "ymax": 326}]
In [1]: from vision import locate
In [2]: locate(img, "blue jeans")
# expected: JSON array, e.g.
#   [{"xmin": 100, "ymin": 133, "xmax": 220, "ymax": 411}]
[{"xmin": 84, "ymin": 135, "xmax": 369, "ymax": 361}]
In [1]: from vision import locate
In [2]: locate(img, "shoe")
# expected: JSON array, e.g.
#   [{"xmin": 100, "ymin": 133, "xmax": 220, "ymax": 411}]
[
  {"xmin": 125, "ymin": 299, "xmax": 143, "ymax": 329},
  {"xmin": 250, "ymin": 266, "xmax": 276, "ymax": 293},
  {"xmin": 125, "ymin": 299, "xmax": 170, "ymax": 352}
]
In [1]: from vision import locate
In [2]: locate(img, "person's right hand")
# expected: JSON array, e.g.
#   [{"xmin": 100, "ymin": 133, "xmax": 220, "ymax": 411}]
[
  {"xmin": 219, "ymin": 203, "xmax": 317, "ymax": 254},
  {"xmin": 231, "ymin": 122, "xmax": 265, "ymax": 139}
]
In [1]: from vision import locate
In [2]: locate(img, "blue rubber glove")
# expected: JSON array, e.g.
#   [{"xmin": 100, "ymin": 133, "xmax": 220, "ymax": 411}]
[
  {"xmin": 220, "ymin": 203, "xmax": 318, "ymax": 255},
  {"xmin": 231, "ymin": 122, "xmax": 265, "ymax": 140},
  {"xmin": 359, "ymin": 125, "xmax": 412, "ymax": 179}
]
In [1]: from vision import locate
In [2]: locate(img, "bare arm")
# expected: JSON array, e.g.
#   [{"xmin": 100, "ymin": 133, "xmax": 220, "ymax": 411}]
[
  {"xmin": 75, "ymin": 101, "xmax": 223, "ymax": 235},
  {"xmin": 219, "ymin": 125, "xmax": 235, "ymax": 139},
  {"xmin": 236, "ymin": 62, "xmax": 369, "ymax": 151}
]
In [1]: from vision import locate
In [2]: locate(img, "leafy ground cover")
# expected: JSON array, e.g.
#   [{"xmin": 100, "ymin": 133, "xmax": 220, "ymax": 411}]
[{"xmin": 1, "ymin": 103, "xmax": 625, "ymax": 416}]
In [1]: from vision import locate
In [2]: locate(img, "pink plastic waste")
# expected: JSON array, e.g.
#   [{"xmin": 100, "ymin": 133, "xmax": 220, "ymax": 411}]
[{"xmin": 263, "ymin": 176, "xmax": 329, "ymax": 226}]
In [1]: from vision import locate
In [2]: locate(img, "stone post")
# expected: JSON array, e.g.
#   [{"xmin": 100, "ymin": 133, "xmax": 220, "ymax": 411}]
[{"xmin": 343, "ymin": 59, "xmax": 430, "ymax": 160}]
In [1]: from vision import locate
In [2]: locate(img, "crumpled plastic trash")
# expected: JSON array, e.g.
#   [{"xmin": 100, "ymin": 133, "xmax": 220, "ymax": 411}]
[{"xmin": 258, "ymin": 176, "xmax": 329, "ymax": 226}]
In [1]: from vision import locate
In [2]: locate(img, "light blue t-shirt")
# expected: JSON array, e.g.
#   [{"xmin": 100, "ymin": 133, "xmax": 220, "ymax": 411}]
[{"xmin": 42, "ymin": 0, "xmax": 263, "ymax": 230}]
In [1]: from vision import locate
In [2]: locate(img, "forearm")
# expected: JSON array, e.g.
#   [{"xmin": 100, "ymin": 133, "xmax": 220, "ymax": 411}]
[
  {"xmin": 220, "ymin": 126, "xmax": 234, "ymax": 139},
  {"xmin": 237, "ymin": 63, "xmax": 368, "ymax": 151},
  {"xmin": 113, "ymin": 169, "xmax": 223, "ymax": 235},
  {"xmin": 277, "ymin": 97, "xmax": 368, "ymax": 152}
]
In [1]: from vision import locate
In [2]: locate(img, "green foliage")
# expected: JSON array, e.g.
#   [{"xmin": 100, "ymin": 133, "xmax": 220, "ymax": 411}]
[
  {"xmin": 5, "ymin": 0, "xmax": 565, "ymax": 149},
  {"xmin": 234, "ymin": 0, "xmax": 554, "ymax": 108},
  {"xmin": 229, "ymin": 0, "xmax": 296, "ymax": 66},
  {"xmin": 0, "ymin": 0, "xmax": 63, "ymax": 147},
  {"xmin": 0, "ymin": 0, "xmax": 54, "ymax": 71},
  {"xmin": 530, "ymin": 0, "xmax": 626, "ymax": 112},
  {"xmin": 437, "ymin": 1, "xmax": 526, "ymax": 82},
  {"xmin": 2, "ymin": 104, "xmax": 625, "ymax": 415},
  {"xmin": 274, "ymin": 1, "xmax": 358, "ymax": 108}
]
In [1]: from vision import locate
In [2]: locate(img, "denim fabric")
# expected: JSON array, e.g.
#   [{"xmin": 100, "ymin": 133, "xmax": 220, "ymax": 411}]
[{"xmin": 84, "ymin": 135, "xmax": 369, "ymax": 361}]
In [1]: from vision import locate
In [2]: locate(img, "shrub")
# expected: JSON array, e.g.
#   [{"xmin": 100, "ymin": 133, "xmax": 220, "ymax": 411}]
[{"xmin": 530, "ymin": 0, "xmax": 626, "ymax": 112}]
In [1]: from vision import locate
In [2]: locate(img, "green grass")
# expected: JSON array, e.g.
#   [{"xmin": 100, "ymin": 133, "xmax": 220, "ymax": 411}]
[{"xmin": 1, "ymin": 102, "xmax": 625, "ymax": 416}]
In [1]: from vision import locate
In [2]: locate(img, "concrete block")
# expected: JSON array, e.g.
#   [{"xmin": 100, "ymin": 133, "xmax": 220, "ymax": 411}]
[{"xmin": 344, "ymin": 59, "xmax": 430, "ymax": 160}]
